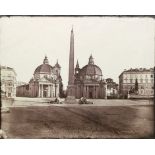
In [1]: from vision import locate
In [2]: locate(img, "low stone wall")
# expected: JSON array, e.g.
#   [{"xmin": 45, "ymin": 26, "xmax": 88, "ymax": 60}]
[
  {"xmin": 14, "ymin": 97, "xmax": 52, "ymax": 103},
  {"xmin": 1, "ymin": 97, "xmax": 153, "ymax": 107},
  {"xmin": 128, "ymin": 94, "xmax": 154, "ymax": 99},
  {"xmin": 1, "ymin": 98, "xmax": 14, "ymax": 107}
]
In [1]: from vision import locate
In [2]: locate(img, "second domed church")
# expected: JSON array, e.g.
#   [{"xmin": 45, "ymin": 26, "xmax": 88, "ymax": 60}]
[{"xmin": 74, "ymin": 55, "xmax": 107, "ymax": 99}]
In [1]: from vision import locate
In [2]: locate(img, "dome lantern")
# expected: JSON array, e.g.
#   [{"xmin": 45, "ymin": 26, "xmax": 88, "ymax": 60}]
[
  {"xmin": 88, "ymin": 54, "xmax": 94, "ymax": 65},
  {"xmin": 34, "ymin": 56, "xmax": 52, "ymax": 75},
  {"xmin": 43, "ymin": 56, "xmax": 49, "ymax": 64}
]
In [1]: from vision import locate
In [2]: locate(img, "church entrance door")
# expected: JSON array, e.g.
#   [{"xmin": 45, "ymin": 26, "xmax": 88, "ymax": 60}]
[
  {"xmin": 89, "ymin": 86, "xmax": 93, "ymax": 99},
  {"xmin": 89, "ymin": 91, "xmax": 93, "ymax": 99},
  {"xmin": 43, "ymin": 85, "xmax": 48, "ymax": 97}
]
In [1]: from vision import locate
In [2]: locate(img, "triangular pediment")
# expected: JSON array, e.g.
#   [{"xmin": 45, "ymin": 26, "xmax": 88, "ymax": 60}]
[{"xmin": 39, "ymin": 76, "xmax": 51, "ymax": 82}]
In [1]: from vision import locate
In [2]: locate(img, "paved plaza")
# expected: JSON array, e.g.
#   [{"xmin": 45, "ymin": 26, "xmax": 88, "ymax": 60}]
[
  {"xmin": 1, "ymin": 98, "xmax": 154, "ymax": 138},
  {"xmin": 2, "ymin": 97, "xmax": 154, "ymax": 107}
]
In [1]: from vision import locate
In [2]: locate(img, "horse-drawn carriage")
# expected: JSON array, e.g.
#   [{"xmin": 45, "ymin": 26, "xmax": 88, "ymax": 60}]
[
  {"xmin": 49, "ymin": 97, "xmax": 62, "ymax": 104},
  {"xmin": 78, "ymin": 97, "xmax": 93, "ymax": 104}
]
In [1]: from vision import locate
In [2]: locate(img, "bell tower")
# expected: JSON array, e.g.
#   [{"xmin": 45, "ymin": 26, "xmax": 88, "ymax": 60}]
[{"xmin": 75, "ymin": 60, "xmax": 80, "ymax": 77}]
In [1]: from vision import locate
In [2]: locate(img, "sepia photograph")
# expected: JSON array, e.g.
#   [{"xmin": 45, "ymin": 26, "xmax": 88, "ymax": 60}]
[{"xmin": 0, "ymin": 16, "xmax": 154, "ymax": 139}]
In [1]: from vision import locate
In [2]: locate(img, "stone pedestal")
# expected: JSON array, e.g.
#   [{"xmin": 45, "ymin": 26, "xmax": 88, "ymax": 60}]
[
  {"xmin": 64, "ymin": 85, "xmax": 78, "ymax": 104},
  {"xmin": 64, "ymin": 96, "xmax": 78, "ymax": 104},
  {"xmin": 67, "ymin": 85, "xmax": 76, "ymax": 96}
]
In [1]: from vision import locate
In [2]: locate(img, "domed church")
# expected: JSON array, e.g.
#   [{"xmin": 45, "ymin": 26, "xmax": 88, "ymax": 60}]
[
  {"xmin": 74, "ymin": 55, "xmax": 107, "ymax": 99},
  {"xmin": 16, "ymin": 56, "xmax": 63, "ymax": 98}
]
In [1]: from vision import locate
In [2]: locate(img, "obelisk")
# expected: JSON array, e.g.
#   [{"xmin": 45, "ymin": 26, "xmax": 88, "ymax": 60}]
[{"xmin": 65, "ymin": 27, "xmax": 77, "ymax": 103}]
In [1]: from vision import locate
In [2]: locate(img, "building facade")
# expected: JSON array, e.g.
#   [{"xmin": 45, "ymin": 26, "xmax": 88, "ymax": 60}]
[
  {"xmin": 16, "ymin": 81, "xmax": 27, "ymax": 87},
  {"xmin": 67, "ymin": 28, "xmax": 107, "ymax": 99},
  {"xmin": 106, "ymin": 78, "xmax": 118, "ymax": 98},
  {"xmin": 119, "ymin": 68, "xmax": 154, "ymax": 98},
  {"xmin": 0, "ymin": 66, "xmax": 17, "ymax": 98},
  {"xmin": 16, "ymin": 56, "xmax": 63, "ymax": 98}
]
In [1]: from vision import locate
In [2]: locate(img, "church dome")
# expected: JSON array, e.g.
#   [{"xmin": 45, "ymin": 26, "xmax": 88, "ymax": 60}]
[
  {"xmin": 78, "ymin": 55, "xmax": 102, "ymax": 79},
  {"xmin": 80, "ymin": 64, "xmax": 102, "ymax": 76},
  {"xmin": 34, "ymin": 56, "xmax": 52, "ymax": 74}
]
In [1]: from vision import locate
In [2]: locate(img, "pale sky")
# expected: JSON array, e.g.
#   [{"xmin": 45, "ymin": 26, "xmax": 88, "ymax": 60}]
[{"xmin": 0, "ymin": 16, "xmax": 154, "ymax": 89}]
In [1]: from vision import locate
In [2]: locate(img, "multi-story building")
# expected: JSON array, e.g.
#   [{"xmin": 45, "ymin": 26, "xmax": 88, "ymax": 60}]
[
  {"xmin": 106, "ymin": 78, "xmax": 118, "ymax": 98},
  {"xmin": 0, "ymin": 66, "xmax": 17, "ymax": 98},
  {"xmin": 119, "ymin": 68, "xmax": 154, "ymax": 98}
]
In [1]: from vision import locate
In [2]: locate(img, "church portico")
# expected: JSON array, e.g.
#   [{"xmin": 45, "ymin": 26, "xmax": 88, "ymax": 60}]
[
  {"xmin": 81, "ymin": 84, "xmax": 100, "ymax": 99},
  {"xmin": 38, "ymin": 83, "xmax": 59, "ymax": 98}
]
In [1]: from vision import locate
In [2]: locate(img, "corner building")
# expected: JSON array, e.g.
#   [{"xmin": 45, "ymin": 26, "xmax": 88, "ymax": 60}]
[
  {"xmin": 119, "ymin": 68, "xmax": 154, "ymax": 98},
  {"xmin": 0, "ymin": 66, "xmax": 17, "ymax": 98}
]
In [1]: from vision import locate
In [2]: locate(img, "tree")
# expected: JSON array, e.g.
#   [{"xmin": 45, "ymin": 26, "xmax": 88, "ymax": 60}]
[{"xmin": 135, "ymin": 78, "xmax": 138, "ymax": 93}]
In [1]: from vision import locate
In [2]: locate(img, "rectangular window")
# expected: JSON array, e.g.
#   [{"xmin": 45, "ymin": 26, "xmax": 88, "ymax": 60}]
[{"xmin": 130, "ymin": 74, "xmax": 133, "ymax": 78}]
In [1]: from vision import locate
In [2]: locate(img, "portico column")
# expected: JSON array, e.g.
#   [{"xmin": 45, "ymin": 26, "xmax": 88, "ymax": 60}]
[
  {"xmin": 49, "ymin": 85, "xmax": 52, "ymax": 97},
  {"xmin": 85, "ymin": 86, "xmax": 87, "ymax": 98},
  {"xmin": 86, "ymin": 86, "xmax": 88, "ymax": 98},
  {"xmin": 38, "ymin": 84, "xmax": 40, "ymax": 97},
  {"xmin": 96, "ymin": 86, "xmax": 98, "ymax": 98},
  {"xmin": 51, "ymin": 85, "xmax": 53, "ymax": 97},
  {"xmin": 105, "ymin": 84, "xmax": 107, "ymax": 99},
  {"xmin": 55, "ymin": 84, "xmax": 58, "ymax": 97},
  {"xmin": 82, "ymin": 85, "xmax": 85, "ymax": 97},
  {"xmin": 48, "ymin": 85, "xmax": 50, "ymax": 97},
  {"xmin": 96, "ymin": 86, "xmax": 97, "ymax": 98},
  {"xmin": 85, "ymin": 86, "xmax": 87, "ymax": 97},
  {"xmin": 57, "ymin": 84, "xmax": 59, "ymax": 97},
  {"xmin": 41, "ymin": 84, "xmax": 43, "ymax": 98}
]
